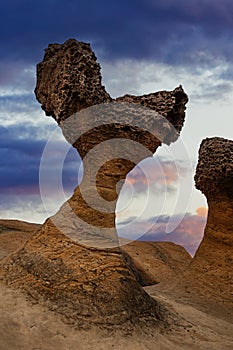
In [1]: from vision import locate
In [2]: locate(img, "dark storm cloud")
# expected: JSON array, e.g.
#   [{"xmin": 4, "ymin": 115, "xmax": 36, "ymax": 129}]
[
  {"xmin": 0, "ymin": 0, "xmax": 233, "ymax": 65},
  {"xmin": 0, "ymin": 124, "xmax": 80, "ymax": 195},
  {"xmin": 0, "ymin": 61, "xmax": 35, "ymax": 90}
]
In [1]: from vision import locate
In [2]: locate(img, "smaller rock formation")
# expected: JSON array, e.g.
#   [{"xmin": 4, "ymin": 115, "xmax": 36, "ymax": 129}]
[
  {"xmin": 191, "ymin": 137, "xmax": 233, "ymax": 305},
  {"xmin": 195, "ymin": 137, "xmax": 233, "ymax": 203},
  {"xmin": 156, "ymin": 137, "xmax": 233, "ymax": 319}
]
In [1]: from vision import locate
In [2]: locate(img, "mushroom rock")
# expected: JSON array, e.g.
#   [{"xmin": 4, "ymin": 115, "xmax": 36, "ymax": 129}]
[{"xmin": 1, "ymin": 39, "xmax": 188, "ymax": 329}]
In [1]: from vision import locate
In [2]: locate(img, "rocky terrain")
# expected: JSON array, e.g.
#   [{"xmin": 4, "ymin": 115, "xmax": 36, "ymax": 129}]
[
  {"xmin": 0, "ymin": 218, "xmax": 232, "ymax": 349},
  {"xmin": 0, "ymin": 39, "xmax": 232, "ymax": 349}
]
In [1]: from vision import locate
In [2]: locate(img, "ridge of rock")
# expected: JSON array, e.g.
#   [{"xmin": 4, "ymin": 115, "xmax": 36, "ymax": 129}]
[{"xmin": 0, "ymin": 220, "xmax": 40, "ymax": 260}]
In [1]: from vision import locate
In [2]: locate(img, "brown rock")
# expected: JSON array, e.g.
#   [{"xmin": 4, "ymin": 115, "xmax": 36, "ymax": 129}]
[
  {"xmin": 195, "ymin": 137, "xmax": 233, "ymax": 202},
  {"xmin": 35, "ymin": 39, "xmax": 112, "ymax": 123},
  {"xmin": 0, "ymin": 220, "xmax": 192, "ymax": 286},
  {"xmin": 0, "ymin": 220, "xmax": 191, "ymax": 287},
  {"xmin": 0, "ymin": 39, "xmax": 188, "ymax": 329},
  {"xmin": 0, "ymin": 219, "xmax": 40, "ymax": 234},
  {"xmin": 116, "ymin": 85, "xmax": 188, "ymax": 135}
]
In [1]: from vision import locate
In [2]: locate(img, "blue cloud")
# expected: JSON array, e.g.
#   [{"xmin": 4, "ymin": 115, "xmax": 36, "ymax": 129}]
[
  {"xmin": 0, "ymin": 0, "xmax": 233, "ymax": 66},
  {"xmin": 0, "ymin": 124, "xmax": 80, "ymax": 194}
]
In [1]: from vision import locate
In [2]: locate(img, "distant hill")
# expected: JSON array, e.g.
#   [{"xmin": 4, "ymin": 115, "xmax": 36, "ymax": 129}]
[{"xmin": 0, "ymin": 219, "xmax": 41, "ymax": 259}]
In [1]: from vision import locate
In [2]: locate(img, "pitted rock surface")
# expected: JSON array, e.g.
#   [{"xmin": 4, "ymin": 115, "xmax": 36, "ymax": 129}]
[
  {"xmin": 195, "ymin": 137, "xmax": 233, "ymax": 200},
  {"xmin": 116, "ymin": 85, "xmax": 188, "ymax": 135},
  {"xmin": 34, "ymin": 39, "xmax": 188, "ymax": 241},
  {"xmin": 35, "ymin": 39, "xmax": 112, "ymax": 123}
]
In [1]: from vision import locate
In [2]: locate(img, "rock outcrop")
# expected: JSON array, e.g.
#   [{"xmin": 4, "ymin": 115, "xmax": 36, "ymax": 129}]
[
  {"xmin": 0, "ymin": 39, "xmax": 188, "ymax": 329},
  {"xmin": 116, "ymin": 86, "xmax": 187, "ymax": 135},
  {"xmin": 195, "ymin": 137, "xmax": 233, "ymax": 203}
]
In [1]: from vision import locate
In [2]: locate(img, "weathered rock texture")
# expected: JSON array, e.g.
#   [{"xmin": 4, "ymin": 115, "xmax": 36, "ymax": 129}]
[
  {"xmin": 195, "ymin": 137, "xmax": 233, "ymax": 202},
  {"xmin": 0, "ymin": 220, "xmax": 40, "ymax": 235},
  {"xmin": 35, "ymin": 38, "xmax": 188, "ymax": 244},
  {"xmin": 116, "ymin": 87, "xmax": 187, "ymax": 135},
  {"xmin": 35, "ymin": 39, "xmax": 112, "ymax": 123},
  {"xmin": 0, "ymin": 39, "xmax": 188, "ymax": 329}
]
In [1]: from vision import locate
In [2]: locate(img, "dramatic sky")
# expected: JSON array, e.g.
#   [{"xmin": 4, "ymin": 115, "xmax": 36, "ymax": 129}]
[{"xmin": 1, "ymin": 0, "xmax": 233, "ymax": 255}]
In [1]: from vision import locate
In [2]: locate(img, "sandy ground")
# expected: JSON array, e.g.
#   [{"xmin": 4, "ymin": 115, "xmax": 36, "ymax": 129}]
[
  {"xmin": 0, "ymin": 281, "xmax": 232, "ymax": 350},
  {"xmin": 0, "ymin": 221, "xmax": 232, "ymax": 349}
]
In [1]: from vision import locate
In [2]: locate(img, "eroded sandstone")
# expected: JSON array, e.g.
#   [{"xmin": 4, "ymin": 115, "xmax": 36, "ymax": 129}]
[{"xmin": 0, "ymin": 39, "xmax": 188, "ymax": 329}]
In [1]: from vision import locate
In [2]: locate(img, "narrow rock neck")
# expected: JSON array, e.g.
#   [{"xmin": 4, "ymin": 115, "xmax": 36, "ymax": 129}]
[{"xmin": 204, "ymin": 198, "xmax": 233, "ymax": 245}]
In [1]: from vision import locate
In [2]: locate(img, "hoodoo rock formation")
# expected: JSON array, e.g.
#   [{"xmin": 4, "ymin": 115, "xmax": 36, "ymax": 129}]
[
  {"xmin": 0, "ymin": 39, "xmax": 188, "ymax": 328},
  {"xmin": 154, "ymin": 137, "xmax": 233, "ymax": 318},
  {"xmin": 190, "ymin": 137, "xmax": 233, "ymax": 307}
]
